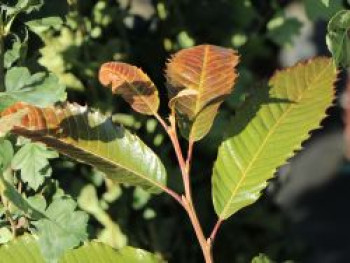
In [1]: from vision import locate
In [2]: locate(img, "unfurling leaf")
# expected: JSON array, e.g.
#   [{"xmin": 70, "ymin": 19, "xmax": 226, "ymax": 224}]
[
  {"xmin": 1, "ymin": 102, "xmax": 167, "ymax": 193},
  {"xmin": 166, "ymin": 44, "xmax": 239, "ymax": 141},
  {"xmin": 212, "ymin": 57, "xmax": 336, "ymax": 220},
  {"xmin": 99, "ymin": 62, "xmax": 160, "ymax": 115}
]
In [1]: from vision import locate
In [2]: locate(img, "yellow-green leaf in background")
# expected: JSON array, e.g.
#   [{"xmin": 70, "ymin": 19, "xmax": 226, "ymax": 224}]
[
  {"xmin": 0, "ymin": 235, "xmax": 165, "ymax": 263},
  {"xmin": 212, "ymin": 57, "xmax": 336, "ymax": 220},
  {"xmin": 166, "ymin": 44, "xmax": 239, "ymax": 141}
]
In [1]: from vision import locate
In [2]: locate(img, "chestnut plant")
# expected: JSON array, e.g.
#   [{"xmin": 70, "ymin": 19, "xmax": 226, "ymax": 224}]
[
  {"xmin": 0, "ymin": 1, "xmax": 344, "ymax": 262},
  {"xmin": 0, "ymin": 44, "xmax": 337, "ymax": 263}
]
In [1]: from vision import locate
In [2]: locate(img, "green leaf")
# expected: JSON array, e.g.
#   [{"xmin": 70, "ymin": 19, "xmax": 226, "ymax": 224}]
[
  {"xmin": 267, "ymin": 14, "xmax": 302, "ymax": 46},
  {"xmin": 251, "ymin": 253, "xmax": 272, "ymax": 263},
  {"xmin": 0, "ymin": 140, "xmax": 14, "ymax": 169},
  {"xmin": 1, "ymin": 67, "xmax": 66, "ymax": 110},
  {"xmin": 33, "ymin": 197, "xmax": 89, "ymax": 263},
  {"xmin": 0, "ymin": 227, "xmax": 13, "ymax": 244},
  {"xmin": 26, "ymin": 17, "xmax": 63, "ymax": 35},
  {"xmin": 11, "ymin": 142, "xmax": 58, "ymax": 190},
  {"xmin": 0, "ymin": 235, "xmax": 164, "ymax": 263},
  {"xmin": 4, "ymin": 37, "xmax": 22, "ymax": 69},
  {"xmin": 212, "ymin": 57, "xmax": 336, "ymax": 219},
  {"xmin": 2, "ymin": 103, "xmax": 167, "ymax": 194},
  {"xmin": 9, "ymin": 0, "xmax": 44, "ymax": 15},
  {"xmin": 0, "ymin": 176, "xmax": 45, "ymax": 219},
  {"xmin": 304, "ymin": 0, "xmax": 343, "ymax": 21},
  {"xmin": 326, "ymin": 10, "xmax": 350, "ymax": 67}
]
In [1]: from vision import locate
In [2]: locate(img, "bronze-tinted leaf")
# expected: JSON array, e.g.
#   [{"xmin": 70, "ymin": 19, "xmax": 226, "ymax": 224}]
[
  {"xmin": 99, "ymin": 62, "xmax": 160, "ymax": 115},
  {"xmin": 166, "ymin": 44, "xmax": 239, "ymax": 141},
  {"xmin": 1, "ymin": 102, "xmax": 167, "ymax": 193}
]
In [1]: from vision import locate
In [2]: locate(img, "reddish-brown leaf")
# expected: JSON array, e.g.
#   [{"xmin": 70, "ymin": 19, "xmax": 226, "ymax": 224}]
[
  {"xmin": 99, "ymin": 62, "xmax": 159, "ymax": 115},
  {"xmin": 166, "ymin": 44, "xmax": 239, "ymax": 140}
]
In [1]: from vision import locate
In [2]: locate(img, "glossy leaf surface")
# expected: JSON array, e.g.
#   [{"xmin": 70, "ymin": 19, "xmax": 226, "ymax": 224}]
[
  {"xmin": 1, "ymin": 103, "xmax": 167, "ymax": 194},
  {"xmin": 166, "ymin": 44, "xmax": 239, "ymax": 141},
  {"xmin": 212, "ymin": 58, "xmax": 336, "ymax": 219},
  {"xmin": 99, "ymin": 62, "xmax": 159, "ymax": 115}
]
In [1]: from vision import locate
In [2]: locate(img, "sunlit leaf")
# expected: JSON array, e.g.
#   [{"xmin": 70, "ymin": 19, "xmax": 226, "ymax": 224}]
[
  {"xmin": 1, "ymin": 102, "xmax": 167, "ymax": 193},
  {"xmin": 0, "ymin": 234, "xmax": 164, "ymax": 263},
  {"xmin": 26, "ymin": 17, "xmax": 63, "ymax": 35},
  {"xmin": 6, "ymin": 0, "xmax": 43, "ymax": 15},
  {"xmin": 99, "ymin": 62, "xmax": 160, "ymax": 115},
  {"xmin": 326, "ymin": 10, "xmax": 350, "ymax": 67},
  {"xmin": 212, "ymin": 57, "xmax": 336, "ymax": 219},
  {"xmin": 166, "ymin": 44, "xmax": 239, "ymax": 141}
]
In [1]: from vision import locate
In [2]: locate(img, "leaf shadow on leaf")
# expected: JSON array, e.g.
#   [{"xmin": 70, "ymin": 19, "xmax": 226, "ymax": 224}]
[
  {"xmin": 13, "ymin": 109, "xmax": 126, "ymax": 144},
  {"xmin": 224, "ymin": 86, "xmax": 294, "ymax": 139}
]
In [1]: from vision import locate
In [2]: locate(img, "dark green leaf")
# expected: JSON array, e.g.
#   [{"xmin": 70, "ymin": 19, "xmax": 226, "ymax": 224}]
[
  {"xmin": 267, "ymin": 14, "xmax": 302, "ymax": 46},
  {"xmin": 304, "ymin": 0, "xmax": 343, "ymax": 21}
]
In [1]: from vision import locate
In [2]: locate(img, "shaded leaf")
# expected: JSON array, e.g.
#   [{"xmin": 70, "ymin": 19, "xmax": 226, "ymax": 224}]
[
  {"xmin": 166, "ymin": 45, "xmax": 239, "ymax": 141},
  {"xmin": 0, "ymin": 140, "xmax": 14, "ymax": 170},
  {"xmin": 251, "ymin": 254, "xmax": 272, "ymax": 263},
  {"xmin": 4, "ymin": 33, "xmax": 28, "ymax": 69},
  {"xmin": 0, "ymin": 235, "xmax": 164, "ymax": 263},
  {"xmin": 1, "ymin": 102, "xmax": 167, "ymax": 193},
  {"xmin": 304, "ymin": 0, "xmax": 343, "ymax": 21},
  {"xmin": 212, "ymin": 57, "xmax": 336, "ymax": 219},
  {"xmin": 99, "ymin": 62, "xmax": 159, "ymax": 115},
  {"xmin": 326, "ymin": 10, "xmax": 350, "ymax": 67},
  {"xmin": 11, "ymin": 142, "xmax": 58, "ymax": 190},
  {"xmin": 267, "ymin": 14, "xmax": 302, "ymax": 46}
]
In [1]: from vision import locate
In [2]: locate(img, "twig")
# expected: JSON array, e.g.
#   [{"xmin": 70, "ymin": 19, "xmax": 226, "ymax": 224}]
[{"xmin": 209, "ymin": 219, "xmax": 223, "ymax": 245}]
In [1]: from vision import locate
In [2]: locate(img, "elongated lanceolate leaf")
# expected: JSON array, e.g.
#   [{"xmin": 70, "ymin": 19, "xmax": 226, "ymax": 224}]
[
  {"xmin": 1, "ymin": 102, "xmax": 167, "ymax": 194},
  {"xmin": 0, "ymin": 235, "xmax": 164, "ymax": 263},
  {"xmin": 99, "ymin": 62, "xmax": 160, "ymax": 115},
  {"xmin": 212, "ymin": 57, "xmax": 336, "ymax": 220},
  {"xmin": 166, "ymin": 45, "xmax": 239, "ymax": 141}
]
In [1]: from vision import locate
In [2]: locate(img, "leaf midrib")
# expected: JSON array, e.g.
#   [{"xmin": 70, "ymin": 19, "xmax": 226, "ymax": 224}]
[
  {"xmin": 16, "ymin": 131, "xmax": 165, "ymax": 192},
  {"xmin": 218, "ymin": 59, "xmax": 332, "ymax": 219}
]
